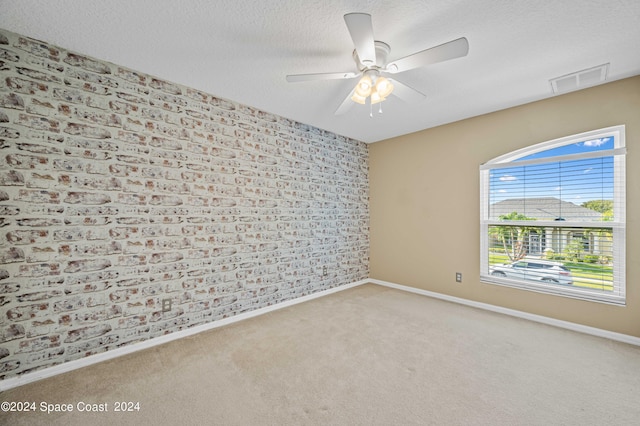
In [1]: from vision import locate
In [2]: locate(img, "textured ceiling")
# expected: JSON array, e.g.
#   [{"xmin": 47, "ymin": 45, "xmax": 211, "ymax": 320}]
[{"xmin": 1, "ymin": 0, "xmax": 639, "ymax": 143}]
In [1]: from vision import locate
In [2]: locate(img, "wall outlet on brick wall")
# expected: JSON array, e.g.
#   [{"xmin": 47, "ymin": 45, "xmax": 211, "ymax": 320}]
[
  {"xmin": 323, "ymin": 266, "xmax": 328, "ymax": 277},
  {"xmin": 162, "ymin": 299, "xmax": 172, "ymax": 312}
]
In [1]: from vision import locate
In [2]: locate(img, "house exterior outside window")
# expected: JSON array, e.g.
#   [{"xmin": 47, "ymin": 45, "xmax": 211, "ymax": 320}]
[{"xmin": 480, "ymin": 126, "xmax": 626, "ymax": 305}]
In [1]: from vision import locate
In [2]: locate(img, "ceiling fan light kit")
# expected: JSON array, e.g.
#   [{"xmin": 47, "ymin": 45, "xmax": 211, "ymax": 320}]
[
  {"xmin": 351, "ymin": 72, "xmax": 394, "ymax": 105},
  {"xmin": 375, "ymin": 77, "xmax": 393, "ymax": 98},
  {"xmin": 286, "ymin": 12, "xmax": 469, "ymax": 115}
]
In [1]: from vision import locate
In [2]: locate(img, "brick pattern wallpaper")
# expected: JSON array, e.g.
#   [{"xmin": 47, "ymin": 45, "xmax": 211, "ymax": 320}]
[{"xmin": 0, "ymin": 28, "xmax": 369, "ymax": 380}]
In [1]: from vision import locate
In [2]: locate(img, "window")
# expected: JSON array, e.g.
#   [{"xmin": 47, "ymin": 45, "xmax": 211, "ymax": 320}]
[{"xmin": 480, "ymin": 126, "xmax": 626, "ymax": 305}]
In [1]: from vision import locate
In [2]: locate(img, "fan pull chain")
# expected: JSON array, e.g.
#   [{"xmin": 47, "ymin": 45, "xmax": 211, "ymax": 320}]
[{"xmin": 368, "ymin": 102, "xmax": 384, "ymax": 117}]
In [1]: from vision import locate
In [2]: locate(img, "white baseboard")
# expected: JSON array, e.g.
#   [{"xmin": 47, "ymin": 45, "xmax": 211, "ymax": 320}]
[
  {"xmin": 4, "ymin": 278, "xmax": 638, "ymax": 391},
  {"xmin": 368, "ymin": 278, "xmax": 640, "ymax": 347},
  {"xmin": 0, "ymin": 280, "xmax": 368, "ymax": 392}
]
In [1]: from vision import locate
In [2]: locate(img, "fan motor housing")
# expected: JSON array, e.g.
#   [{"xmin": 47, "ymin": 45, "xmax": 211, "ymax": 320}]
[{"xmin": 353, "ymin": 41, "xmax": 390, "ymax": 70}]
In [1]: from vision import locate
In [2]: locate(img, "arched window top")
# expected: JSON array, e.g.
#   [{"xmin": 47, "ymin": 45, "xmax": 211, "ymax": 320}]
[
  {"xmin": 481, "ymin": 125, "xmax": 625, "ymax": 224},
  {"xmin": 484, "ymin": 125, "xmax": 625, "ymax": 167}
]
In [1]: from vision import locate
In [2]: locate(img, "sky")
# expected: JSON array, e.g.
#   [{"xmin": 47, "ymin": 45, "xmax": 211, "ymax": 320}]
[{"xmin": 489, "ymin": 136, "xmax": 615, "ymax": 206}]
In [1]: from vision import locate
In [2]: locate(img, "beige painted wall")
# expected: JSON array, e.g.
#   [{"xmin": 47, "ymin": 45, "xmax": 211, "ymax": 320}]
[{"xmin": 370, "ymin": 76, "xmax": 640, "ymax": 338}]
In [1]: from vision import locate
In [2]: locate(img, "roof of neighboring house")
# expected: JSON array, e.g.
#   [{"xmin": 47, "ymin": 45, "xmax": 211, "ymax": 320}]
[{"xmin": 490, "ymin": 197, "xmax": 603, "ymax": 221}]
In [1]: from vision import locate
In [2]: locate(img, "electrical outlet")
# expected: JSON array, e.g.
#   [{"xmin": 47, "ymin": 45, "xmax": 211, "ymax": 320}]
[
  {"xmin": 322, "ymin": 266, "xmax": 328, "ymax": 277},
  {"xmin": 162, "ymin": 298, "xmax": 172, "ymax": 312},
  {"xmin": 455, "ymin": 272, "xmax": 462, "ymax": 283}
]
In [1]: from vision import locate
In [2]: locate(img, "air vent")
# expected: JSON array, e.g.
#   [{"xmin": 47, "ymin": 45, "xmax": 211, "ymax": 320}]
[{"xmin": 550, "ymin": 63, "xmax": 609, "ymax": 94}]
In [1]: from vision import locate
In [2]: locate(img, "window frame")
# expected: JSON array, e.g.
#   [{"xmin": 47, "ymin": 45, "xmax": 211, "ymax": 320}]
[{"xmin": 480, "ymin": 125, "xmax": 626, "ymax": 305}]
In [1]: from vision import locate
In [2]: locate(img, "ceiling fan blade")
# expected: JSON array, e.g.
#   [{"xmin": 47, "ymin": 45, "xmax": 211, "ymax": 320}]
[
  {"xmin": 334, "ymin": 88, "xmax": 355, "ymax": 115},
  {"xmin": 344, "ymin": 13, "xmax": 376, "ymax": 66},
  {"xmin": 286, "ymin": 71, "xmax": 358, "ymax": 83},
  {"xmin": 388, "ymin": 78, "xmax": 427, "ymax": 103},
  {"xmin": 386, "ymin": 37, "xmax": 469, "ymax": 74}
]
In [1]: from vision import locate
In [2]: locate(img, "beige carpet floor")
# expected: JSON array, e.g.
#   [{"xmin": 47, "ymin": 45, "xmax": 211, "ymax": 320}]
[{"xmin": 1, "ymin": 283, "xmax": 639, "ymax": 425}]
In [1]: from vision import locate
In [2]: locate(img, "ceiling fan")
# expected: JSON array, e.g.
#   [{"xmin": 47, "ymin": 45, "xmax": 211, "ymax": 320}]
[{"xmin": 286, "ymin": 13, "xmax": 469, "ymax": 115}]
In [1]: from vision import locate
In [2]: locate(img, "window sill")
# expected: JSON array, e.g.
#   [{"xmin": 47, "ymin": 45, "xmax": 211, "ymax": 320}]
[{"xmin": 480, "ymin": 275, "xmax": 626, "ymax": 306}]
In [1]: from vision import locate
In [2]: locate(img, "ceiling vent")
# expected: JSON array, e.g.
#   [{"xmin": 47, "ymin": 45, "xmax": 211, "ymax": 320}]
[{"xmin": 550, "ymin": 63, "xmax": 609, "ymax": 94}]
